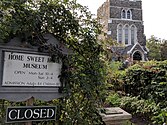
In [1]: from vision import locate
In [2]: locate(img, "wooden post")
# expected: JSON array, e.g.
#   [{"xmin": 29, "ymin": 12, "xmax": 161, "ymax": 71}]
[{"xmin": 25, "ymin": 97, "xmax": 34, "ymax": 125}]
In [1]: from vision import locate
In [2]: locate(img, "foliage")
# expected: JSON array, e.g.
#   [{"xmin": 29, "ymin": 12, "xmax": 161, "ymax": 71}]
[
  {"xmin": 123, "ymin": 121, "xmax": 135, "ymax": 125},
  {"xmin": 107, "ymin": 61, "xmax": 126, "ymax": 91},
  {"xmin": 107, "ymin": 94, "xmax": 167, "ymax": 124},
  {"xmin": 146, "ymin": 36, "xmax": 161, "ymax": 60},
  {"xmin": 124, "ymin": 61, "xmax": 167, "ymax": 105},
  {"xmin": 152, "ymin": 108, "xmax": 167, "ymax": 125},
  {"xmin": 106, "ymin": 60, "xmax": 167, "ymax": 124},
  {"xmin": 124, "ymin": 60, "xmax": 167, "ymax": 124},
  {"xmin": 0, "ymin": 0, "xmax": 109, "ymax": 124},
  {"xmin": 110, "ymin": 61, "xmax": 122, "ymax": 71},
  {"xmin": 146, "ymin": 36, "xmax": 167, "ymax": 61},
  {"xmin": 160, "ymin": 40, "xmax": 167, "ymax": 60},
  {"xmin": 106, "ymin": 93, "xmax": 121, "ymax": 106}
]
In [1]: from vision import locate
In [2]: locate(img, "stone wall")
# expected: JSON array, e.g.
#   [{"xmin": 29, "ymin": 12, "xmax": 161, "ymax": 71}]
[
  {"xmin": 110, "ymin": 0, "xmax": 142, "ymax": 9},
  {"xmin": 97, "ymin": 0, "xmax": 146, "ymax": 46},
  {"xmin": 110, "ymin": 0, "xmax": 143, "ymax": 20},
  {"xmin": 97, "ymin": 0, "xmax": 110, "ymax": 40},
  {"xmin": 108, "ymin": 20, "xmax": 145, "ymax": 46}
]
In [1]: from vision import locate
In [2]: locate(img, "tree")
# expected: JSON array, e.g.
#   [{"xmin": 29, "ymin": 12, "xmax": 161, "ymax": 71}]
[
  {"xmin": 146, "ymin": 36, "xmax": 161, "ymax": 61},
  {"xmin": 160, "ymin": 40, "xmax": 167, "ymax": 60},
  {"xmin": 146, "ymin": 36, "xmax": 167, "ymax": 61},
  {"xmin": 0, "ymin": 0, "xmax": 108, "ymax": 124}
]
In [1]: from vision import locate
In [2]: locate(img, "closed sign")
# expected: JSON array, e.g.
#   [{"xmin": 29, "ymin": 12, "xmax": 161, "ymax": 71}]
[{"xmin": 6, "ymin": 106, "xmax": 56, "ymax": 123}]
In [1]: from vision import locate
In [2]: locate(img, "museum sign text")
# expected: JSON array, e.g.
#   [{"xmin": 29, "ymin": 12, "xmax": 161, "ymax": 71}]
[{"xmin": 2, "ymin": 52, "xmax": 61, "ymax": 87}]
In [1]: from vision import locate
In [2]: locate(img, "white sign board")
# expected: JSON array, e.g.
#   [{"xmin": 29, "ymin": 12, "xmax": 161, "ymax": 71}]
[{"xmin": 2, "ymin": 52, "xmax": 61, "ymax": 87}]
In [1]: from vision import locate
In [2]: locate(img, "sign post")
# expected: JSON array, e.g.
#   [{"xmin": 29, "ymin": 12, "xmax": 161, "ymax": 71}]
[{"xmin": 25, "ymin": 97, "xmax": 34, "ymax": 125}]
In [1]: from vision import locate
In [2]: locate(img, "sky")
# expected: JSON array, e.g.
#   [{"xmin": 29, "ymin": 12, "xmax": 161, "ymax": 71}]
[{"xmin": 77, "ymin": 0, "xmax": 167, "ymax": 40}]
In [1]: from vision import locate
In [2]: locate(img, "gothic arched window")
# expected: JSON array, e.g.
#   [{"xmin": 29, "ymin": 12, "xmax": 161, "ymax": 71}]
[
  {"xmin": 117, "ymin": 24, "xmax": 137, "ymax": 45},
  {"xmin": 117, "ymin": 24, "xmax": 123, "ymax": 44},
  {"xmin": 127, "ymin": 10, "xmax": 132, "ymax": 19},
  {"xmin": 131, "ymin": 25, "xmax": 137, "ymax": 44},
  {"xmin": 121, "ymin": 10, "xmax": 126, "ymax": 18},
  {"xmin": 131, "ymin": 25, "xmax": 135, "ymax": 44},
  {"xmin": 121, "ymin": 9, "xmax": 132, "ymax": 19},
  {"xmin": 124, "ymin": 25, "xmax": 129, "ymax": 45}
]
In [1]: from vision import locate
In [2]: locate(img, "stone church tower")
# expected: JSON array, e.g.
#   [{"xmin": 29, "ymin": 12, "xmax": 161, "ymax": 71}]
[{"xmin": 97, "ymin": 0, "xmax": 148, "ymax": 61}]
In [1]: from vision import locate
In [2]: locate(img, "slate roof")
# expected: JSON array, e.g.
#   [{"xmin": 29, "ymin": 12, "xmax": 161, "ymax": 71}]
[
  {"xmin": 111, "ymin": 45, "xmax": 133, "ymax": 56},
  {"xmin": 111, "ymin": 43, "xmax": 148, "ymax": 56}
]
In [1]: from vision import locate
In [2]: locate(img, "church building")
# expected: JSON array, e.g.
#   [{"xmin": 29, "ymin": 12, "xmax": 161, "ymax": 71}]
[{"xmin": 97, "ymin": 0, "xmax": 148, "ymax": 61}]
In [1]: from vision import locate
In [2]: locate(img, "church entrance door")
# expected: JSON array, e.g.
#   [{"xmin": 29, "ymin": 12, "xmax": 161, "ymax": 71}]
[{"xmin": 133, "ymin": 51, "xmax": 142, "ymax": 61}]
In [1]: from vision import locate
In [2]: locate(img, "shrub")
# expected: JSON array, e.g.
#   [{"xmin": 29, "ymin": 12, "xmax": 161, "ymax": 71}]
[
  {"xmin": 107, "ymin": 60, "xmax": 167, "ymax": 124},
  {"xmin": 124, "ymin": 61, "xmax": 167, "ymax": 105},
  {"xmin": 107, "ymin": 94, "xmax": 167, "ymax": 124}
]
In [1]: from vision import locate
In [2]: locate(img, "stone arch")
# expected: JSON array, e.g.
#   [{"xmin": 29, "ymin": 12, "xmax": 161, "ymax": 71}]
[{"xmin": 132, "ymin": 50, "xmax": 143, "ymax": 61}]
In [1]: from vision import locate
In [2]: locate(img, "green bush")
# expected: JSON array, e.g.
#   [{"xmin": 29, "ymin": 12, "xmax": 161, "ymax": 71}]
[
  {"xmin": 124, "ymin": 61, "xmax": 167, "ymax": 105},
  {"xmin": 107, "ymin": 94, "xmax": 167, "ymax": 124},
  {"xmin": 106, "ymin": 93, "xmax": 121, "ymax": 106},
  {"xmin": 107, "ymin": 60, "xmax": 167, "ymax": 124},
  {"xmin": 107, "ymin": 61, "xmax": 126, "ymax": 91}
]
